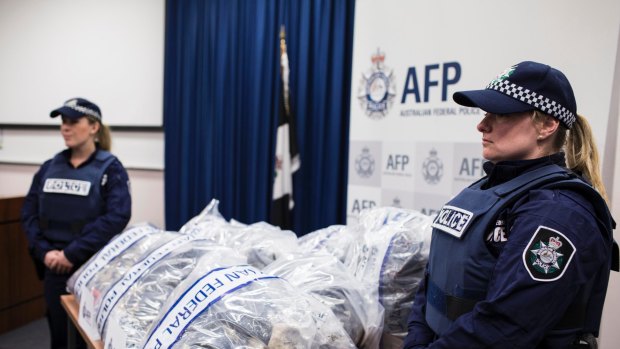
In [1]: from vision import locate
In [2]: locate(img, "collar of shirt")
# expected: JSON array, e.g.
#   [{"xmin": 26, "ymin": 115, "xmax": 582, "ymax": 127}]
[
  {"xmin": 481, "ymin": 152, "xmax": 567, "ymax": 189},
  {"xmin": 60, "ymin": 147, "xmax": 100, "ymax": 168}
]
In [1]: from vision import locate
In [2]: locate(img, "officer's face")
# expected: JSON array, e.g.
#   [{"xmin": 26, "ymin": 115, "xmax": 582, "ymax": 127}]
[
  {"xmin": 476, "ymin": 111, "xmax": 540, "ymax": 163},
  {"xmin": 60, "ymin": 116, "xmax": 98, "ymax": 150}
]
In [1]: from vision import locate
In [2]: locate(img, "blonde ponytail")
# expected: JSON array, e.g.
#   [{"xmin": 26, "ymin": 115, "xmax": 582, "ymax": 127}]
[
  {"xmin": 87, "ymin": 116, "xmax": 112, "ymax": 151},
  {"xmin": 564, "ymin": 114, "xmax": 608, "ymax": 203},
  {"xmin": 97, "ymin": 123, "xmax": 112, "ymax": 151}
]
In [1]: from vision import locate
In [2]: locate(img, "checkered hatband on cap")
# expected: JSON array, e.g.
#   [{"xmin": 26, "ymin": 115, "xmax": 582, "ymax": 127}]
[
  {"xmin": 486, "ymin": 79, "xmax": 576, "ymax": 128},
  {"xmin": 64, "ymin": 99, "xmax": 101, "ymax": 120}
]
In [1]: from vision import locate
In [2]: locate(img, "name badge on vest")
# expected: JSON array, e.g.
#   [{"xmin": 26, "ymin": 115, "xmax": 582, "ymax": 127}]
[
  {"xmin": 43, "ymin": 178, "xmax": 91, "ymax": 196},
  {"xmin": 431, "ymin": 205, "xmax": 474, "ymax": 239}
]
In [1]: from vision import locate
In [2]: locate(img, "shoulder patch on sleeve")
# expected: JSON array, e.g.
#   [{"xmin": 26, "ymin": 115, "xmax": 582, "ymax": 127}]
[{"xmin": 522, "ymin": 225, "xmax": 576, "ymax": 282}]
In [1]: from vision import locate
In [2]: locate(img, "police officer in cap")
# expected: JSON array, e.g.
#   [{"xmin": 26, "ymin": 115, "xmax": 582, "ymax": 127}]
[
  {"xmin": 403, "ymin": 61, "xmax": 618, "ymax": 348},
  {"xmin": 21, "ymin": 97, "xmax": 131, "ymax": 349}
]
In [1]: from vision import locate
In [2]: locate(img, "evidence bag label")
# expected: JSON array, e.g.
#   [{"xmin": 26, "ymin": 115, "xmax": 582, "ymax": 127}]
[
  {"xmin": 43, "ymin": 178, "xmax": 91, "ymax": 196},
  {"xmin": 96, "ymin": 233, "xmax": 202, "ymax": 332},
  {"xmin": 357, "ymin": 212, "xmax": 413, "ymax": 286},
  {"xmin": 143, "ymin": 265, "xmax": 277, "ymax": 349},
  {"xmin": 74, "ymin": 225, "xmax": 157, "ymax": 298},
  {"xmin": 78, "ymin": 289, "xmax": 101, "ymax": 341}
]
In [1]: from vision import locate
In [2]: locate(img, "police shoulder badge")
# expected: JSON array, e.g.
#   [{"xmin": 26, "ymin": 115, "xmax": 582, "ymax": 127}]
[{"xmin": 522, "ymin": 225, "xmax": 576, "ymax": 282}]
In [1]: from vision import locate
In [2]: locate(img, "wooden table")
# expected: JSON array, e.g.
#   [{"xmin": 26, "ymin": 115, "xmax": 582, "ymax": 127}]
[{"xmin": 60, "ymin": 294, "xmax": 103, "ymax": 349}]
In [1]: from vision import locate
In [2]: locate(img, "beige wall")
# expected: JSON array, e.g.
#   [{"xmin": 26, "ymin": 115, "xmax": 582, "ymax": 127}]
[{"xmin": 600, "ymin": 59, "xmax": 620, "ymax": 349}]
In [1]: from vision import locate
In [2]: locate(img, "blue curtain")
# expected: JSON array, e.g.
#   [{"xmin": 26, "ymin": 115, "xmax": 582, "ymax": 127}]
[{"xmin": 164, "ymin": 0, "xmax": 355, "ymax": 235}]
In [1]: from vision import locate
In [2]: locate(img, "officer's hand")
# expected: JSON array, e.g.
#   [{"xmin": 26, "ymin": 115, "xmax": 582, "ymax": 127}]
[
  {"xmin": 44, "ymin": 250, "xmax": 61, "ymax": 270},
  {"xmin": 56, "ymin": 251, "xmax": 74, "ymax": 274}
]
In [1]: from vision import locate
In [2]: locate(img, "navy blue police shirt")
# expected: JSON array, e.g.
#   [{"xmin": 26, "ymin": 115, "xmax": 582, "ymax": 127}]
[
  {"xmin": 21, "ymin": 148, "xmax": 132, "ymax": 268},
  {"xmin": 480, "ymin": 155, "xmax": 569, "ymax": 257},
  {"xmin": 404, "ymin": 153, "xmax": 612, "ymax": 348}
]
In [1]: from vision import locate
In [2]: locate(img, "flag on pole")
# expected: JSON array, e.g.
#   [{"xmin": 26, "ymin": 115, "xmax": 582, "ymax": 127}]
[{"xmin": 270, "ymin": 25, "xmax": 300, "ymax": 230}]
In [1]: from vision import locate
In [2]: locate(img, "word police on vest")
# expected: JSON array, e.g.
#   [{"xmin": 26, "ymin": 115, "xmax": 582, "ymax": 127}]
[
  {"xmin": 431, "ymin": 205, "xmax": 473, "ymax": 238},
  {"xmin": 43, "ymin": 178, "xmax": 91, "ymax": 196}
]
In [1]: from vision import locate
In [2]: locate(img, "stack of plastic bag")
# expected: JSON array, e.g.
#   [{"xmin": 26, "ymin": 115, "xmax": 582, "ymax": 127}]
[
  {"xmin": 345, "ymin": 207, "xmax": 433, "ymax": 347},
  {"xmin": 264, "ymin": 253, "xmax": 384, "ymax": 349},
  {"xmin": 140, "ymin": 257, "xmax": 357, "ymax": 349},
  {"xmin": 66, "ymin": 198, "xmax": 434, "ymax": 348}
]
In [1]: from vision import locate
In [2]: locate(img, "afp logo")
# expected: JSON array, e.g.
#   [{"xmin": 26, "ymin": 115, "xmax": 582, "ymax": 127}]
[
  {"xmin": 355, "ymin": 147, "xmax": 375, "ymax": 178},
  {"xmin": 420, "ymin": 207, "xmax": 440, "ymax": 216},
  {"xmin": 386, "ymin": 154, "xmax": 410, "ymax": 171},
  {"xmin": 458, "ymin": 157, "xmax": 486, "ymax": 179},
  {"xmin": 351, "ymin": 198, "xmax": 377, "ymax": 215},
  {"xmin": 401, "ymin": 62, "xmax": 461, "ymax": 103},
  {"xmin": 422, "ymin": 148, "xmax": 443, "ymax": 184},
  {"xmin": 358, "ymin": 48, "xmax": 396, "ymax": 119}
]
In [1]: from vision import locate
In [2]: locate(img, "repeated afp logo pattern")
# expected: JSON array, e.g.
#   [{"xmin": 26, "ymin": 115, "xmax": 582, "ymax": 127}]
[{"xmin": 347, "ymin": 141, "xmax": 484, "ymax": 223}]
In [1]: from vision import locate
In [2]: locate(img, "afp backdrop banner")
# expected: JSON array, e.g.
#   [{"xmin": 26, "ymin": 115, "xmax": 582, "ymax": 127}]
[{"xmin": 347, "ymin": 0, "xmax": 620, "ymax": 223}]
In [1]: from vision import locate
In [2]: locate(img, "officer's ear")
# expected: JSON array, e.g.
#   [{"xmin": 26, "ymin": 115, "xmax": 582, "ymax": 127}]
[
  {"xmin": 534, "ymin": 112, "xmax": 560, "ymax": 140},
  {"xmin": 86, "ymin": 116, "xmax": 101, "ymax": 134}
]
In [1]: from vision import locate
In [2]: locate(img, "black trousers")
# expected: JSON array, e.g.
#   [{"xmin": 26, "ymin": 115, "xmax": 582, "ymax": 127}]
[{"xmin": 43, "ymin": 270, "xmax": 86, "ymax": 349}]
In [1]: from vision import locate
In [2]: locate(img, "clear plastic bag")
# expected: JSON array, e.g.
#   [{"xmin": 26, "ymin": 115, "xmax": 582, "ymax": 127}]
[
  {"xmin": 103, "ymin": 241, "xmax": 245, "ymax": 348},
  {"xmin": 345, "ymin": 207, "xmax": 433, "ymax": 345},
  {"xmin": 141, "ymin": 261, "xmax": 356, "ymax": 349},
  {"xmin": 178, "ymin": 198, "xmax": 227, "ymax": 234},
  {"xmin": 181, "ymin": 199, "xmax": 299, "ymax": 269},
  {"xmin": 192, "ymin": 220, "xmax": 299, "ymax": 269},
  {"xmin": 66, "ymin": 222, "xmax": 165, "ymax": 300},
  {"xmin": 264, "ymin": 253, "xmax": 384, "ymax": 349},
  {"xmin": 297, "ymin": 225, "xmax": 353, "ymax": 263}
]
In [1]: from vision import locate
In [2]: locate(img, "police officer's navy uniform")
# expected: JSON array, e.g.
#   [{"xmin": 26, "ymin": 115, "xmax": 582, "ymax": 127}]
[
  {"xmin": 404, "ymin": 153, "xmax": 617, "ymax": 348},
  {"xmin": 21, "ymin": 148, "xmax": 131, "ymax": 349}
]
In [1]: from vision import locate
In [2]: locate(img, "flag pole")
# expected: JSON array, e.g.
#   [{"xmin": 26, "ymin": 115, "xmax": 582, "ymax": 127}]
[{"xmin": 279, "ymin": 25, "xmax": 290, "ymax": 117}]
